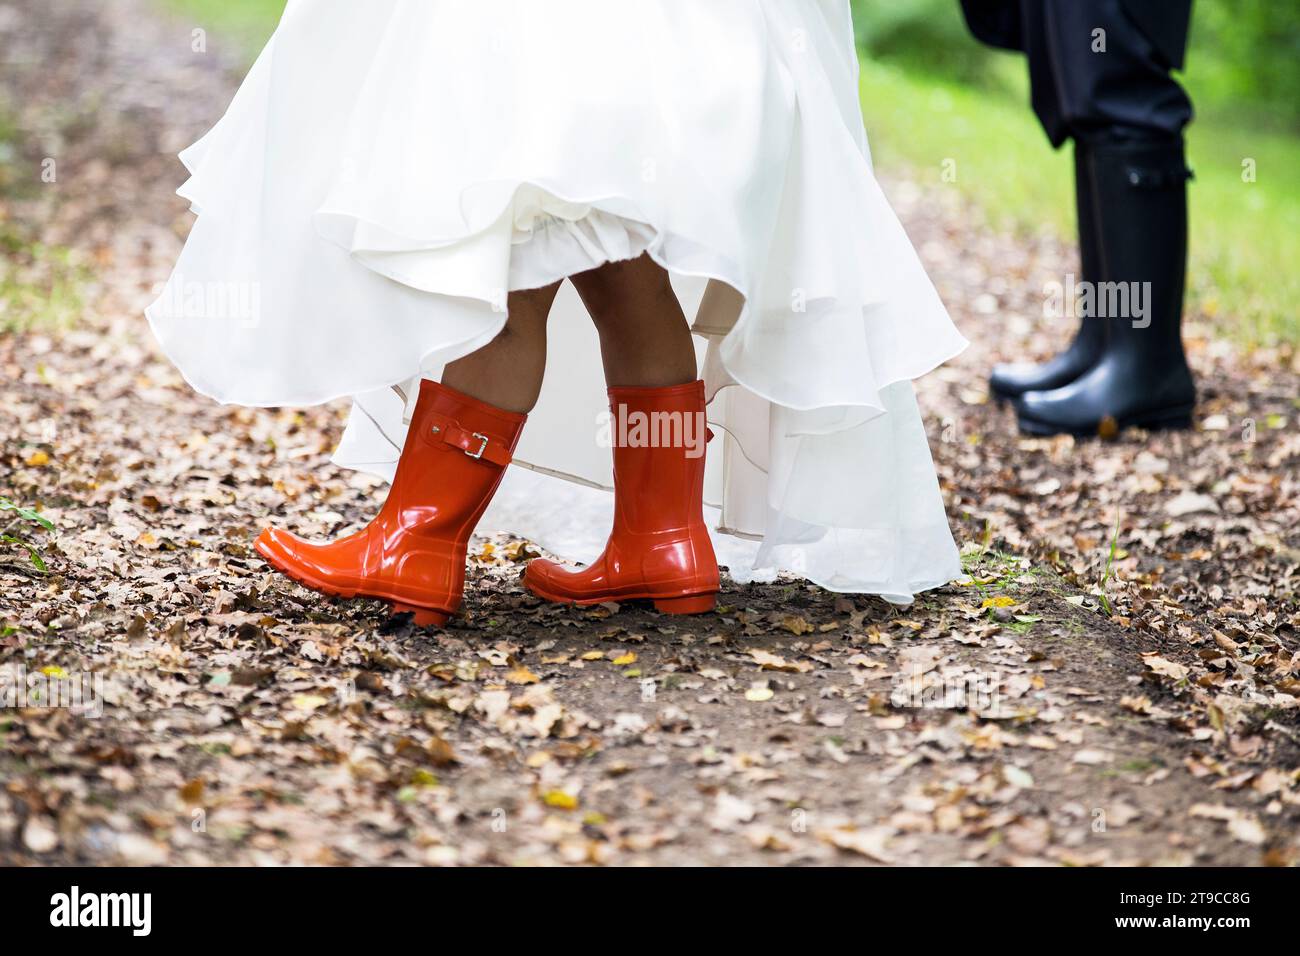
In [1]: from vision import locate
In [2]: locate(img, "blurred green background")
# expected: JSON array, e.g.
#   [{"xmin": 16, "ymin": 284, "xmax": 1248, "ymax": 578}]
[
  {"xmin": 849, "ymin": 0, "xmax": 1300, "ymax": 346},
  {"xmin": 159, "ymin": 0, "xmax": 1300, "ymax": 345}
]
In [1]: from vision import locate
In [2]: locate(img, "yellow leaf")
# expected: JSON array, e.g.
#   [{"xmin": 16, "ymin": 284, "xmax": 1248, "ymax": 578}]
[
  {"xmin": 745, "ymin": 683, "xmax": 774, "ymax": 702},
  {"xmin": 580, "ymin": 651, "xmax": 604, "ymax": 661},
  {"xmin": 24, "ymin": 451, "xmax": 50, "ymax": 467},
  {"xmin": 411, "ymin": 769, "xmax": 439, "ymax": 788},
  {"xmin": 40, "ymin": 665, "xmax": 68, "ymax": 678},
  {"xmin": 981, "ymin": 596, "xmax": 1017, "ymax": 609},
  {"xmin": 500, "ymin": 540, "xmax": 537, "ymax": 562},
  {"xmin": 505, "ymin": 667, "xmax": 540, "ymax": 685},
  {"xmin": 541, "ymin": 789, "xmax": 578, "ymax": 810},
  {"xmin": 291, "ymin": 694, "xmax": 329, "ymax": 712},
  {"xmin": 611, "ymin": 652, "xmax": 637, "ymax": 666}
]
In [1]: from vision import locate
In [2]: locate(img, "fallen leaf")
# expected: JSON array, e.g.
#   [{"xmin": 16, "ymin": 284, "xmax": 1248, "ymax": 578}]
[
  {"xmin": 1073, "ymin": 749, "xmax": 1113, "ymax": 765},
  {"xmin": 817, "ymin": 826, "xmax": 895, "ymax": 863},
  {"xmin": 23, "ymin": 817, "xmax": 59, "ymax": 854},
  {"xmin": 540, "ymin": 790, "xmax": 578, "ymax": 811}
]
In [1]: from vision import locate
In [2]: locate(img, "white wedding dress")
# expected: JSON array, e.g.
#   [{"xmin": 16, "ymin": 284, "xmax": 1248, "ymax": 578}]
[{"xmin": 146, "ymin": 0, "xmax": 969, "ymax": 602}]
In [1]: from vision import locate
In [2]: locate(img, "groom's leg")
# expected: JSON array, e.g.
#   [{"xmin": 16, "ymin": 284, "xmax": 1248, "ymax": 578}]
[
  {"xmin": 1023, "ymin": 0, "xmax": 1193, "ymax": 148},
  {"xmin": 1010, "ymin": 0, "xmax": 1196, "ymax": 435}
]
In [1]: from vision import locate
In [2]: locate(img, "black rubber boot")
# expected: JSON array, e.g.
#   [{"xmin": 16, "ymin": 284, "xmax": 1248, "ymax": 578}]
[
  {"xmin": 988, "ymin": 141, "xmax": 1107, "ymax": 402},
  {"xmin": 1015, "ymin": 137, "xmax": 1195, "ymax": 437}
]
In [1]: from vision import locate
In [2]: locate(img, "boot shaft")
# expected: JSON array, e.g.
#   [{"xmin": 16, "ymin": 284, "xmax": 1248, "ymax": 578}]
[
  {"xmin": 1084, "ymin": 137, "xmax": 1191, "ymax": 361},
  {"xmin": 385, "ymin": 380, "xmax": 527, "ymax": 537},
  {"xmin": 606, "ymin": 380, "xmax": 710, "ymax": 538},
  {"xmin": 1067, "ymin": 139, "xmax": 1110, "ymax": 361}
]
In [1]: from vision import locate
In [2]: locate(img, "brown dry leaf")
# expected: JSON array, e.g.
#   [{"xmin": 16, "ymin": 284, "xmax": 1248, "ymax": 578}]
[
  {"xmin": 1120, "ymin": 695, "xmax": 1153, "ymax": 715},
  {"xmin": 709, "ymin": 792, "xmax": 756, "ymax": 831},
  {"xmin": 1189, "ymin": 804, "xmax": 1267, "ymax": 846},
  {"xmin": 1165, "ymin": 490, "xmax": 1220, "ymax": 517},
  {"xmin": 817, "ymin": 825, "xmax": 895, "ymax": 863},
  {"xmin": 179, "ymin": 778, "xmax": 205, "ymax": 804},
  {"xmin": 750, "ymin": 649, "xmax": 810, "ymax": 673},
  {"xmin": 1142, "ymin": 654, "xmax": 1190, "ymax": 682},
  {"xmin": 779, "ymin": 615, "xmax": 815, "ymax": 636},
  {"xmin": 1072, "ymin": 749, "xmax": 1113, "ymax": 765},
  {"xmin": 426, "ymin": 736, "xmax": 458, "ymax": 767},
  {"xmin": 1108, "ymin": 802, "xmax": 1142, "ymax": 827},
  {"xmin": 22, "ymin": 817, "xmax": 59, "ymax": 854}
]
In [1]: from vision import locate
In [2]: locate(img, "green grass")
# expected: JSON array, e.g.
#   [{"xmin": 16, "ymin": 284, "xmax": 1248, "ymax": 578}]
[
  {"xmin": 858, "ymin": 58, "xmax": 1300, "ymax": 346},
  {"xmin": 0, "ymin": 238, "xmax": 86, "ymax": 333},
  {"xmin": 0, "ymin": 106, "xmax": 87, "ymax": 333},
  {"xmin": 156, "ymin": 0, "xmax": 286, "ymax": 58}
]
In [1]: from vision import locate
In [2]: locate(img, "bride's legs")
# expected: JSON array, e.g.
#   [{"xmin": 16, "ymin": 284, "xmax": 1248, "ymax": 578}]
[
  {"xmin": 570, "ymin": 253, "xmax": 697, "ymax": 388},
  {"xmin": 442, "ymin": 281, "xmax": 563, "ymax": 412}
]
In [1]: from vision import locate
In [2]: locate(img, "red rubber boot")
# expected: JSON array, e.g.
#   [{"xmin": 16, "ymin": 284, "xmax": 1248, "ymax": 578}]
[
  {"xmin": 523, "ymin": 380, "xmax": 719, "ymax": 614},
  {"xmin": 255, "ymin": 380, "xmax": 525, "ymax": 627}
]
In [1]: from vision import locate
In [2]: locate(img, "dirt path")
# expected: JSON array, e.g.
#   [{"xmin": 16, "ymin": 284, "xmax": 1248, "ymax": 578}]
[{"xmin": 1, "ymin": 0, "xmax": 1297, "ymax": 866}]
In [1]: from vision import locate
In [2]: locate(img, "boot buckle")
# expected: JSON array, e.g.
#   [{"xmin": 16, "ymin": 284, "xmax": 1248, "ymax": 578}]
[{"xmin": 466, "ymin": 433, "xmax": 489, "ymax": 460}]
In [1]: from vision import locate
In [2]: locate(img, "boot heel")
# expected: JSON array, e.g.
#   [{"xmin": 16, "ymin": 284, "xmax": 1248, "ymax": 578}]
[
  {"xmin": 653, "ymin": 594, "xmax": 717, "ymax": 615},
  {"xmin": 390, "ymin": 602, "xmax": 450, "ymax": 628}
]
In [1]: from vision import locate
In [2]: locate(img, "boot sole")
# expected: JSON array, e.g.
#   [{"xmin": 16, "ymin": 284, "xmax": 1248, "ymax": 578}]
[
  {"xmin": 255, "ymin": 538, "xmax": 452, "ymax": 629},
  {"xmin": 1017, "ymin": 403, "xmax": 1194, "ymax": 438},
  {"xmin": 524, "ymin": 579, "xmax": 717, "ymax": 615}
]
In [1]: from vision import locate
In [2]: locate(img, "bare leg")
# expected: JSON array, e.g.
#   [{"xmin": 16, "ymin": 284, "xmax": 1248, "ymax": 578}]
[
  {"xmin": 569, "ymin": 254, "xmax": 697, "ymax": 388},
  {"xmin": 441, "ymin": 282, "xmax": 562, "ymax": 412}
]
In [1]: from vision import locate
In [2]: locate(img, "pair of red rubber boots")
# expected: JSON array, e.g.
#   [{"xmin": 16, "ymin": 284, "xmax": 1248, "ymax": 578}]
[{"xmin": 255, "ymin": 379, "xmax": 719, "ymax": 626}]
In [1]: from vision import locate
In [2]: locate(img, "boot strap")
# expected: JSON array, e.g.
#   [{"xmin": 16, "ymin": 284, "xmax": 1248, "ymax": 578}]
[
  {"xmin": 1125, "ymin": 164, "xmax": 1193, "ymax": 189},
  {"xmin": 428, "ymin": 416, "xmax": 513, "ymax": 467}
]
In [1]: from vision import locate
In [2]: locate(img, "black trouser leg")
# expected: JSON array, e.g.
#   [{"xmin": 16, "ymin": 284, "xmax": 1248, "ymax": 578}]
[
  {"xmin": 1015, "ymin": 135, "xmax": 1195, "ymax": 436},
  {"xmin": 988, "ymin": 141, "xmax": 1108, "ymax": 401}
]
